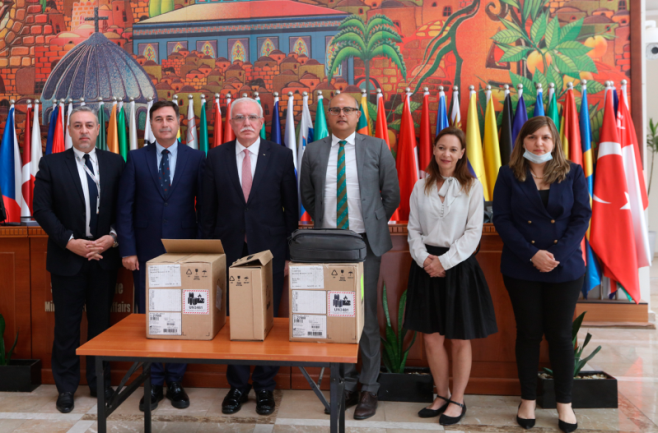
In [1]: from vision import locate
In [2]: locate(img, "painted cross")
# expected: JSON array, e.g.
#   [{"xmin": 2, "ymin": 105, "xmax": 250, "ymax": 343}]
[{"xmin": 85, "ymin": 7, "xmax": 108, "ymax": 33}]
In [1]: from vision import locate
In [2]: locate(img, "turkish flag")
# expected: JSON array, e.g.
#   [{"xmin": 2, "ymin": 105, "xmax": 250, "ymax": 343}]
[
  {"xmin": 590, "ymin": 88, "xmax": 640, "ymax": 303},
  {"xmin": 212, "ymin": 98, "xmax": 223, "ymax": 148},
  {"xmin": 395, "ymin": 93, "xmax": 419, "ymax": 221},
  {"xmin": 374, "ymin": 92, "xmax": 400, "ymax": 223}
]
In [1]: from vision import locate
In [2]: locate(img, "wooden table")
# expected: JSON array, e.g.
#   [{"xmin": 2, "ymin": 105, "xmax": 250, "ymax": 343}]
[{"xmin": 77, "ymin": 314, "xmax": 358, "ymax": 433}]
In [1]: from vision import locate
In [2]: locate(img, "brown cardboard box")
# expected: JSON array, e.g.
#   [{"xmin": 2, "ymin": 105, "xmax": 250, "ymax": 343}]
[
  {"xmin": 146, "ymin": 239, "xmax": 226, "ymax": 340},
  {"xmin": 229, "ymin": 250, "xmax": 274, "ymax": 341},
  {"xmin": 288, "ymin": 262, "xmax": 364, "ymax": 344}
]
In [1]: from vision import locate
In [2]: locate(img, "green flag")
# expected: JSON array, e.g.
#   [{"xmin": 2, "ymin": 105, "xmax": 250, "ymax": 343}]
[
  {"xmin": 96, "ymin": 104, "xmax": 107, "ymax": 151},
  {"xmin": 314, "ymin": 96, "xmax": 329, "ymax": 140},
  {"xmin": 547, "ymin": 90, "xmax": 560, "ymax": 132},
  {"xmin": 199, "ymin": 100, "xmax": 209, "ymax": 154},
  {"xmin": 118, "ymin": 106, "xmax": 128, "ymax": 161},
  {"xmin": 357, "ymin": 103, "xmax": 369, "ymax": 134},
  {"xmin": 256, "ymin": 98, "xmax": 266, "ymax": 139}
]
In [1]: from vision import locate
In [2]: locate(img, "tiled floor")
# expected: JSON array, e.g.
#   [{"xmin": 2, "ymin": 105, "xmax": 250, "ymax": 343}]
[{"xmin": 2, "ymin": 270, "xmax": 658, "ymax": 433}]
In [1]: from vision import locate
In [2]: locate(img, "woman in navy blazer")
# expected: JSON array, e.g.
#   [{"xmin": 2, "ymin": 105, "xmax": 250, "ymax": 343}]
[{"xmin": 493, "ymin": 117, "xmax": 590, "ymax": 433}]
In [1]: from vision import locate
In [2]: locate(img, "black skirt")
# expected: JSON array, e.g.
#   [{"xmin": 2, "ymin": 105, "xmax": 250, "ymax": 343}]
[{"xmin": 403, "ymin": 245, "xmax": 498, "ymax": 340}]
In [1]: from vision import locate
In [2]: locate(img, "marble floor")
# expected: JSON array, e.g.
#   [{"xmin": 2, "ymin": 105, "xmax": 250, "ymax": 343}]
[{"xmin": 2, "ymin": 271, "xmax": 658, "ymax": 433}]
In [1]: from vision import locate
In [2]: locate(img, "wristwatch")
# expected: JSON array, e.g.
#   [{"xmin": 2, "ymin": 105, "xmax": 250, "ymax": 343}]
[{"xmin": 110, "ymin": 233, "xmax": 119, "ymax": 248}]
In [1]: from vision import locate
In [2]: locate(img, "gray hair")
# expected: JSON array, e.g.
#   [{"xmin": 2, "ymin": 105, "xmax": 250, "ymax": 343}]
[
  {"xmin": 69, "ymin": 105, "xmax": 99, "ymax": 126},
  {"xmin": 230, "ymin": 97, "xmax": 263, "ymax": 119}
]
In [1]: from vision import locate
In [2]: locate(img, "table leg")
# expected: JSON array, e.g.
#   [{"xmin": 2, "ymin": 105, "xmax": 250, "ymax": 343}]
[
  {"xmin": 330, "ymin": 363, "xmax": 346, "ymax": 433},
  {"xmin": 96, "ymin": 357, "xmax": 106, "ymax": 433},
  {"xmin": 143, "ymin": 363, "xmax": 152, "ymax": 433}
]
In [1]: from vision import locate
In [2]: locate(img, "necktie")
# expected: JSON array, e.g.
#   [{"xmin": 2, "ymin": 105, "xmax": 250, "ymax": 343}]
[
  {"xmin": 159, "ymin": 149, "xmax": 171, "ymax": 197},
  {"xmin": 337, "ymin": 140, "xmax": 349, "ymax": 230},
  {"xmin": 242, "ymin": 149, "xmax": 253, "ymax": 201},
  {"xmin": 83, "ymin": 154, "xmax": 98, "ymax": 238}
]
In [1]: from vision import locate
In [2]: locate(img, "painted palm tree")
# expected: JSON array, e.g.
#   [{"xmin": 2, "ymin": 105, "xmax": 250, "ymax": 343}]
[{"xmin": 327, "ymin": 14, "xmax": 406, "ymax": 92}]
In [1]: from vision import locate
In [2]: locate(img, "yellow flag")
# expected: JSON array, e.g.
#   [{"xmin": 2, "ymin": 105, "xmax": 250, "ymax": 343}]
[
  {"xmin": 560, "ymin": 111, "xmax": 568, "ymax": 158},
  {"xmin": 482, "ymin": 95, "xmax": 501, "ymax": 199},
  {"xmin": 107, "ymin": 104, "xmax": 119, "ymax": 154},
  {"xmin": 466, "ymin": 90, "xmax": 490, "ymax": 200}
]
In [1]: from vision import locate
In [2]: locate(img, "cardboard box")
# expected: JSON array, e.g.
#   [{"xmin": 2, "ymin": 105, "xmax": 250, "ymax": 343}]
[
  {"xmin": 288, "ymin": 262, "xmax": 364, "ymax": 344},
  {"xmin": 229, "ymin": 250, "xmax": 274, "ymax": 341},
  {"xmin": 146, "ymin": 239, "xmax": 226, "ymax": 340}
]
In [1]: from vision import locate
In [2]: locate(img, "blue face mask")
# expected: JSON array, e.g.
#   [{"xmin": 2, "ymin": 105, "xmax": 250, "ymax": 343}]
[{"xmin": 523, "ymin": 150, "xmax": 553, "ymax": 164}]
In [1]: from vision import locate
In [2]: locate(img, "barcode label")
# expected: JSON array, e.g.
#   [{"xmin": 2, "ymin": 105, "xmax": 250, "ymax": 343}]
[
  {"xmin": 149, "ymin": 312, "xmax": 181, "ymax": 336},
  {"xmin": 292, "ymin": 314, "xmax": 326, "ymax": 339}
]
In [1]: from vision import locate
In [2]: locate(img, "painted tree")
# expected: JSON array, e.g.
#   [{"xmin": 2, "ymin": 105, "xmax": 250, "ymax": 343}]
[
  {"xmin": 327, "ymin": 14, "xmax": 406, "ymax": 92},
  {"xmin": 149, "ymin": 0, "xmax": 174, "ymax": 18}
]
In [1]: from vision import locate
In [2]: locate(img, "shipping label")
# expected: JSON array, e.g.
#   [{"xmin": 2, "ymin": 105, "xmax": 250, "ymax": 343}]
[
  {"xmin": 148, "ymin": 264, "xmax": 181, "ymax": 288},
  {"xmin": 290, "ymin": 265, "xmax": 324, "ymax": 289},
  {"xmin": 327, "ymin": 291, "xmax": 356, "ymax": 317},
  {"xmin": 149, "ymin": 289, "xmax": 181, "ymax": 312},
  {"xmin": 183, "ymin": 289, "xmax": 209, "ymax": 314},
  {"xmin": 292, "ymin": 314, "xmax": 327, "ymax": 339},
  {"xmin": 292, "ymin": 290, "xmax": 326, "ymax": 314},
  {"xmin": 149, "ymin": 312, "xmax": 181, "ymax": 335}
]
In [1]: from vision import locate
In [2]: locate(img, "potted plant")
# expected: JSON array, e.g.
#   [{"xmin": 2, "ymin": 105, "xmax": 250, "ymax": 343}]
[
  {"xmin": 646, "ymin": 118, "xmax": 658, "ymax": 258},
  {"xmin": 537, "ymin": 312, "xmax": 617, "ymax": 409},
  {"xmin": 0, "ymin": 313, "xmax": 42, "ymax": 392},
  {"xmin": 377, "ymin": 283, "xmax": 433, "ymax": 403}
]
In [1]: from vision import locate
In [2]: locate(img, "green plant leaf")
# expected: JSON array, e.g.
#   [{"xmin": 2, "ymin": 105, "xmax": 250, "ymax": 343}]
[
  {"xmin": 559, "ymin": 17, "xmax": 584, "ymax": 42},
  {"xmin": 532, "ymin": 69, "xmax": 548, "ymax": 91},
  {"xmin": 553, "ymin": 52, "xmax": 579, "ymax": 76},
  {"xmin": 338, "ymin": 16, "xmax": 366, "ymax": 35},
  {"xmin": 585, "ymin": 80, "xmax": 605, "ymax": 94},
  {"xmin": 397, "ymin": 290, "xmax": 407, "ymax": 356},
  {"xmin": 365, "ymin": 14, "xmax": 398, "ymax": 37},
  {"xmin": 499, "ymin": 45, "xmax": 533, "ymax": 63},
  {"xmin": 530, "ymin": 13, "xmax": 548, "ymax": 46},
  {"xmin": 393, "ymin": 100, "xmax": 422, "ymax": 115},
  {"xmin": 572, "ymin": 311, "xmax": 586, "ymax": 345},
  {"xmin": 522, "ymin": 0, "xmax": 533, "ymax": 23},
  {"xmin": 575, "ymin": 345, "xmax": 602, "ymax": 376},
  {"xmin": 573, "ymin": 54, "xmax": 598, "ymax": 73},
  {"xmin": 501, "ymin": 17, "xmax": 524, "ymax": 35},
  {"xmin": 366, "ymin": 30, "xmax": 402, "ymax": 52},
  {"xmin": 556, "ymin": 41, "xmax": 592, "ymax": 57},
  {"xmin": 545, "ymin": 17, "xmax": 560, "ymax": 50},
  {"xmin": 370, "ymin": 40, "xmax": 407, "ymax": 79},
  {"xmin": 542, "ymin": 367, "xmax": 553, "ymax": 376},
  {"xmin": 327, "ymin": 45, "xmax": 362, "ymax": 81},
  {"xmin": 382, "ymin": 283, "xmax": 392, "ymax": 328},
  {"xmin": 399, "ymin": 330, "xmax": 417, "ymax": 373},
  {"xmin": 509, "ymin": 72, "xmax": 535, "ymax": 97},
  {"xmin": 499, "ymin": 0, "xmax": 520, "ymax": 7},
  {"xmin": 493, "ymin": 29, "xmax": 524, "ymax": 44},
  {"xmin": 6, "ymin": 329, "xmax": 17, "ymax": 365},
  {"xmin": 368, "ymin": 101, "xmax": 377, "ymax": 123}
]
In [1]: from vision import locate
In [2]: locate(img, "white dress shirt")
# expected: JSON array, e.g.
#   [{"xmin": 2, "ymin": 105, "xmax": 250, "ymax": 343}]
[
  {"xmin": 72, "ymin": 146, "xmax": 100, "ymax": 238},
  {"xmin": 155, "ymin": 140, "xmax": 178, "ymax": 182},
  {"xmin": 322, "ymin": 133, "xmax": 364, "ymax": 233},
  {"xmin": 407, "ymin": 177, "xmax": 484, "ymax": 270},
  {"xmin": 236, "ymin": 138, "xmax": 260, "ymax": 183}
]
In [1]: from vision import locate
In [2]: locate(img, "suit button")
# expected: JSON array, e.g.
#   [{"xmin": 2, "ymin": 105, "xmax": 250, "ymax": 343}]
[
  {"xmin": 551, "ymin": 219, "xmax": 555, "ymax": 224},
  {"xmin": 554, "ymin": 240, "xmax": 558, "ymax": 244},
  {"xmin": 531, "ymin": 240, "xmax": 535, "ymax": 244},
  {"xmin": 528, "ymin": 221, "xmax": 532, "ymax": 224}
]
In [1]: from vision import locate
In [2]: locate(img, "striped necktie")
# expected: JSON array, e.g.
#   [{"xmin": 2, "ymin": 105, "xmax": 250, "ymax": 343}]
[{"xmin": 336, "ymin": 140, "xmax": 349, "ymax": 229}]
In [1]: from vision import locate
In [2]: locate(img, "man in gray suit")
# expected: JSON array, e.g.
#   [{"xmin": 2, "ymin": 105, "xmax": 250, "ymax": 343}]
[{"xmin": 300, "ymin": 93, "xmax": 400, "ymax": 420}]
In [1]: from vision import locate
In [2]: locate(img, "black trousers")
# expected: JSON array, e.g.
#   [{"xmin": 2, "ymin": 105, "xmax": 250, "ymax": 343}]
[
  {"xmin": 503, "ymin": 274, "xmax": 584, "ymax": 404},
  {"xmin": 226, "ymin": 243, "xmax": 284, "ymax": 392},
  {"xmin": 51, "ymin": 260, "xmax": 117, "ymax": 394}
]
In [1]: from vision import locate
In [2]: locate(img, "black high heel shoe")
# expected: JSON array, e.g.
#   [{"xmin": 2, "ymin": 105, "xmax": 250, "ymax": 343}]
[
  {"xmin": 516, "ymin": 403, "xmax": 536, "ymax": 429},
  {"xmin": 418, "ymin": 395, "xmax": 449, "ymax": 418},
  {"xmin": 439, "ymin": 400, "xmax": 466, "ymax": 426},
  {"xmin": 558, "ymin": 406, "xmax": 578, "ymax": 432}
]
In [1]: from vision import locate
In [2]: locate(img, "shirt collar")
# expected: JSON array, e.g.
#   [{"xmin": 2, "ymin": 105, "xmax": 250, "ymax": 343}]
[
  {"xmin": 155, "ymin": 140, "xmax": 178, "ymax": 157},
  {"xmin": 331, "ymin": 132, "xmax": 356, "ymax": 147},
  {"xmin": 236, "ymin": 137, "xmax": 261, "ymax": 156},
  {"xmin": 73, "ymin": 146, "xmax": 97, "ymax": 162}
]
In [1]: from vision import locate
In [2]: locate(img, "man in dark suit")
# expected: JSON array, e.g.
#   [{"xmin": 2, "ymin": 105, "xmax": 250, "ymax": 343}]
[
  {"xmin": 116, "ymin": 100, "xmax": 205, "ymax": 412},
  {"xmin": 301, "ymin": 93, "xmax": 400, "ymax": 420},
  {"xmin": 200, "ymin": 97, "xmax": 298, "ymax": 416},
  {"xmin": 33, "ymin": 106, "xmax": 125, "ymax": 413}
]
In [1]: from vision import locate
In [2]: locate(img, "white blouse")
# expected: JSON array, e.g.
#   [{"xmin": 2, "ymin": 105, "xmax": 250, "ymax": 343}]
[{"xmin": 407, "ymin": 177, "xmax": 484, "ymax": 270}]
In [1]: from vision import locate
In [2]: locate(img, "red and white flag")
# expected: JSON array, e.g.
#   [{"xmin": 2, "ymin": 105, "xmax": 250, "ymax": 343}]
[
  {"xmin": 395, "ymin": 92, "xmax": 419, "ymax": 221},
  {"xmin": 590, "ymin": 88, "xmax": 640, "ymax": 303},
  {"xmin": 418, "ymin": 88, "xmax": 432, "ymax": 178},
  {"xmin": 21, "ymin": 104, "xmax": 33, "ymax": 217}
]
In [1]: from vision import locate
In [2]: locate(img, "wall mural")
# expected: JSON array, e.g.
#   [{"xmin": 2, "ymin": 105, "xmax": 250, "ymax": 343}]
[{"xmin": 0, "ymin": 0, "xmax": 632, "ymax": 153}]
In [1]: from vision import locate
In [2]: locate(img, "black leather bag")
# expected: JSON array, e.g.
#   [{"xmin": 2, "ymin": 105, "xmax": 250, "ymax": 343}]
[{"xmin": 288, "ymin": 228, "xmax": 367, "ymax": 263}]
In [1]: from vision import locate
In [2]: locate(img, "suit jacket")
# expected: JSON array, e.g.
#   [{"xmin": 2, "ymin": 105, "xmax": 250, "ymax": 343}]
[
  {"xmin": 492, "ymin": 163, "xmax": 591, "ymax": 283},
  {"xmin": 116, "ymin": 143, "xmax": 205, "ymax": 263},
  {"xmin": 33, "ymin": 148, "xmax": 125, "ymax": 276},
  {"xmin": 300, "ymin": 133, "xmax": 400, "ymax": 257},
  {"xmin": 200, "ymin": 139, "xmax": 298, "ymax": 274}
]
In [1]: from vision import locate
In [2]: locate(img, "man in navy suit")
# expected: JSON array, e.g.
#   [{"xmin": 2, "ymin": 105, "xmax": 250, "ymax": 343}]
[
  {"xmin": 200, "ymin": 97, "xmax": 298, "ymax": 416},
  {"xmin": 116, "ymin": 100, "xmax": 205, "ymax": 412}
]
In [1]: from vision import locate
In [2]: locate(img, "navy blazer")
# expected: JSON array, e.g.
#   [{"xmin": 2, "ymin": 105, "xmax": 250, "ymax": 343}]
[
  {"xmin": 116, "ymin": 143, "xmax": 205, "ymax": 263},
  {"xmin": 492, "ymin": 163, "xmax": 591, "ymax": 283},
  {"xmin": 200, "ymin": 139, "xmax": 298, "ymax": 274}
]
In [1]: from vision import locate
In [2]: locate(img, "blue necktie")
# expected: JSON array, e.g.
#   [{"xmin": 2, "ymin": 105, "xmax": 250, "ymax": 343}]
[
  {"xmin": 159, "ymin": 149, "xmax": 171, "ymax": 197},
  {"xmin": 83, "ymin": 154, "xmax": 98, "ymax": 238}
]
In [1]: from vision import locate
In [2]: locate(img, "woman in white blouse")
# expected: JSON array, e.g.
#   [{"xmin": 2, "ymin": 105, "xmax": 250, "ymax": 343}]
[{"xmin": 404, "ymin": 127, "xmax": 497, "ymax": 426}]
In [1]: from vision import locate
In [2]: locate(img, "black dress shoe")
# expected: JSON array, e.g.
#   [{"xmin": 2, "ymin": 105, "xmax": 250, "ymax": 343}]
[
  {"xmin": 56, "ymin": 392, "xmax": 74, "ymax": 414},
  {"xmin": 353, "ymin": 391, "xmax": 378, "ymax": 420},
  {"xmin": 90, "ymin": 387, "xmax": 115, "ymax": 401},
  {"xmin": 222, "ymin": 386, "xmax": 251, "ymax": 414},
  {"xmin": 439, "ymin": 400, "xmax": 467, "ymax": 426},
  {"xmin": 166, "ymin": 382, "xmax": 190, "ymax": 409},
  {"xmin": 559, "ymin": 419, "xmax": 578, "ymax": 433},
  {"xmin": 418, "ymin": 395, "xmax": 450, "ymax": 418},
  {"xmin": 324, "ymin": 389, "xmax": 359, "ymax": 414},
  {"xmin": 139, "ymin": 384, "xmax": 164, "ymax": 412},
  {"xmin": 516, "ymin": 403, "xmax": 536, "ymax": 429},
  {"xmin": 255, "ymin": 389, "xmax": 276, "ymax": 415}
]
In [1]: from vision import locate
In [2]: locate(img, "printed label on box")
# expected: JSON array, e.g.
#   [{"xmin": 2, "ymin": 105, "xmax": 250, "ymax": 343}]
[
  {"xmin": 327, "ymin": 291, "xmax": 356, "ymax": 317},
  {"xmin": 292, "ymin": 290, "xmax": 326, "ymax": 314},
  {"xmin": 290, "ymin": 266, "xmax": 324, "ymax": 289},
  {"xmin": 292, "ymin": 314, "xmax": 327, "ymax": 338},
  {"xmin": 149, "ymin": 289, "xmax": 181, "ymax": 312},
  {"xmin": 148, "ymin": 264, "xmax": 181, "ymax": 288},
  {"xmin": 183, "ymin": 289, "xmax": 209, "ymax": 314},
  {"xmin": 149, "ymin": 312, "xmax": 181, "ymax": 335}
]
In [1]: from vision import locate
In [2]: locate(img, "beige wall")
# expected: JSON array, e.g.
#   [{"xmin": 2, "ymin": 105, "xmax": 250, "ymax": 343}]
[{"xmin": 648, "ymin": 59, "xmax": 658, "ymax": 234}]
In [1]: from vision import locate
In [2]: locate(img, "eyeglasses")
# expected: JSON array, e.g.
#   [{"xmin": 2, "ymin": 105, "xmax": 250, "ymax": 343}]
[
  {"xmin": 231, "ymin": 115, "xmax": 262, "ymax": 123},
  {"xmin": 327, "ymin": 107, "xmax": 359, "ymax": 115}
]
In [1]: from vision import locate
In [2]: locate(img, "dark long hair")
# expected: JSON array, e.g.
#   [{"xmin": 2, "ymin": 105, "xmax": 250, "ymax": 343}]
[{"xmin": 424, "ymin": 127, "xmax": 475, "ymax": 195}]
